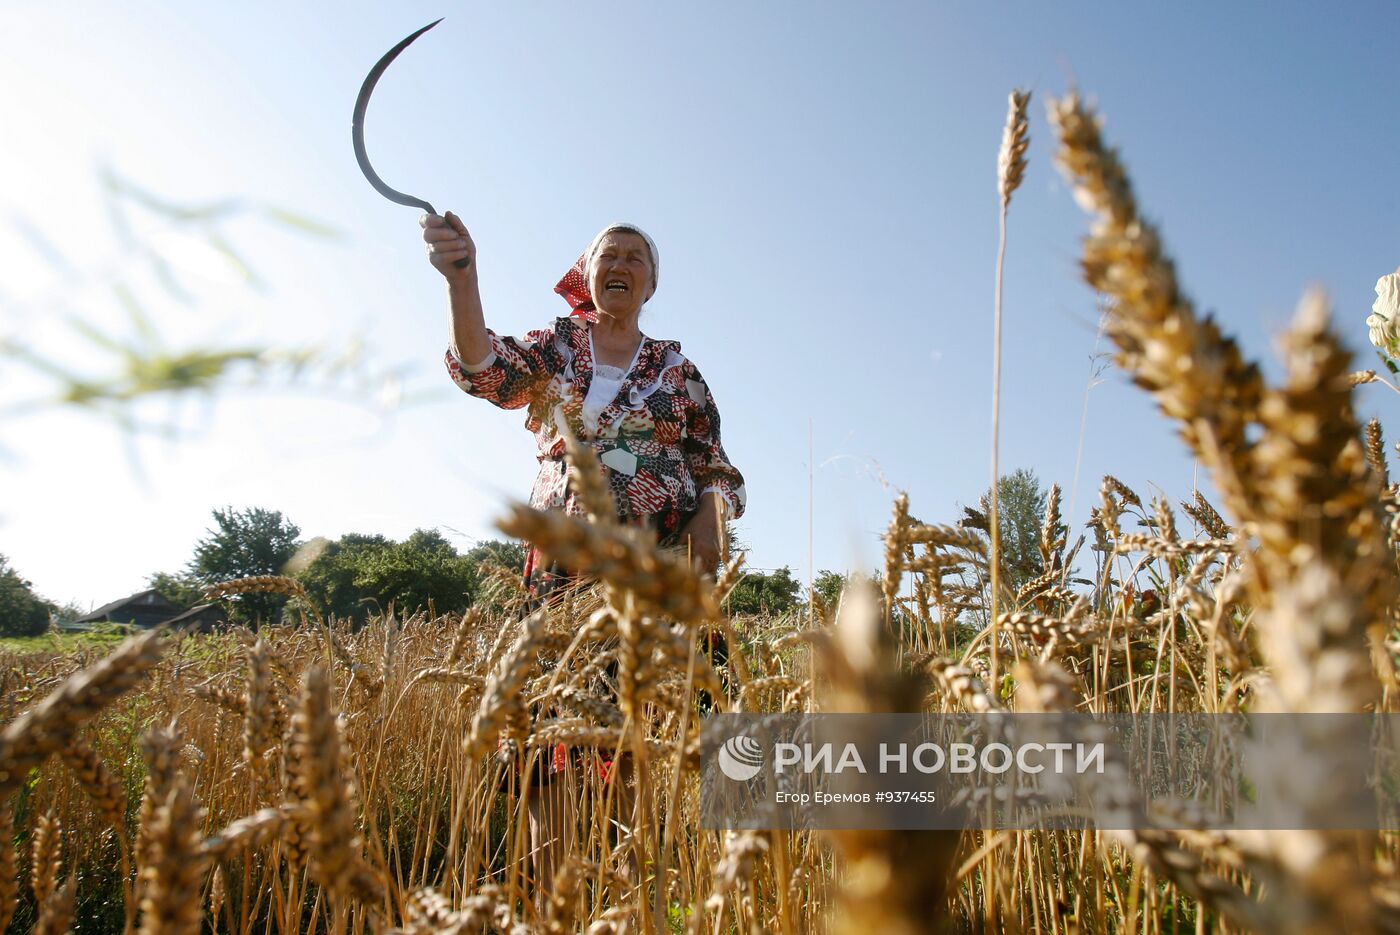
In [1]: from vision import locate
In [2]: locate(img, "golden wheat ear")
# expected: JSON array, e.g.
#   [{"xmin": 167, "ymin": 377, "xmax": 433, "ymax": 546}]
[
  {"xmin": 136, "ymin": 769, "xmax": 208, "ymax": 935},
  {"xmin": 558, "ymin": 419, "xmax": 620, "ymax": 527},
  {"xmin": 29, "ymin": 812, "xmax": 61, "ymax": 910},
  {"xmin": 288, "ymin": 663, "xmax": 384, "ymax": 907},
  {"xmin": 60, "ymin": 738, "xmax": 127, "ymax": 832},
  {"xmin": 497, "ymin": 502, "xmax": 719, "ymax": 624},
  {"xmin": 814, "ymin": 577, "xmax": 961, "ymax": 933},
  {"xmin": 1052, "ymin": 90, "xmax": 1395, "ymax": 933},
  {"xmin": 0, "ymin": 799, "xmax": 16, "ymax": 934},
  {"xmin": 0, "ymin": 629, "xmax": 163, "ymax": 802},
  {"xmin": 998, "ymin": 88, "xmax": 1031, "ymax": 207}
]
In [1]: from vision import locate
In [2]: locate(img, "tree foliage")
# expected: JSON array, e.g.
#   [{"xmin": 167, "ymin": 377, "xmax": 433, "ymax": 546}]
[
  {"xmin": 0, "ymin": 554, "xmax": 55, "ymax": 637},
  {"xmin": 462, "ymin": 539, "xmax": 527, "ymax": 575},
  {"xmin": 811, "ymin": 570, "xmax": 849, "ymax": 611},
  {"xmin": 147, "ymin": 570, "xmax": 205, "ymax": 609},
  {"xmin": 986, "ymin": 467, "xmax": 1049, "ymax": 594},
  {"xmin": 725, "ymin": 566, "xmax": 803, "ymax": 617},
  {"xmin": 297, "ymin": 529, "xmax": 481, "ymax": 625},
  {"xmin": 958, "ymin": 467, "xmax": 1063, "ymax": 618},
  {"xmin": 187, "ymin": 507, "xmax": 302, "ymax": 624}
]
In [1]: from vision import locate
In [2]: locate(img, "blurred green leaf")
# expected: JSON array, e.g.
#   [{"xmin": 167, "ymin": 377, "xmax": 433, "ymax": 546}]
[
  {"xmin": 120, "ymin": 347, "xmax": 266, "ymax": 400},
  {"xmin": 261, "ymin": 206, "xmax": 341, "ymax": 239},
  {"xmin": 142, "ymin": 242, "xmax": 195, "ymax": 304},
  {"xmin": 113, "ymin": 283, "xmax": 161, "ymax": 348},
  {"xmin": 3, "ymin": 165, "xmax": 413, "ymax": 439},
  {"xmin": 66, "ymin": 317, "xmax": 130, "ymax": 355},
  {"xmin": 9, "ymin": 214, "xmax": 74, "ymax": 277},
  {"xmin": 204, "ymin": 231, "xmax": 261, "ymax": 289}
]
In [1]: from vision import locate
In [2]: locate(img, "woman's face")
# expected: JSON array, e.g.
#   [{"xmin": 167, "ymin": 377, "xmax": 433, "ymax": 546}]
[{"xmin": 588, "ymin": 230, "xmax": 655, "ymax": 318}]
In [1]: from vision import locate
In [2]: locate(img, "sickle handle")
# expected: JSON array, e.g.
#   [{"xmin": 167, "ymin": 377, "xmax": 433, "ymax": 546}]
[{"xmin": 434, "ymin": 205, "xmax": 472, "ymax": 270}]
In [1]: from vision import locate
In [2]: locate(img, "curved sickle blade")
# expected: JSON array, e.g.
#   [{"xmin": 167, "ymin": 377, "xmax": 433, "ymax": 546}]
[{"xmin": 352, "ymin": 19, "xmax": 443, "ymax": 215}]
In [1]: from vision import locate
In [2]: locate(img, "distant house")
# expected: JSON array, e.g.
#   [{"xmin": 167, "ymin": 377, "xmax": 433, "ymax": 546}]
[
  {"xmin": 72, "ymin": 589, "xmax": 182, "ymax": 630},
  {"xmin": 163, "ymin": 603, "xmax": 229, "ymax": 633},
  {"xmin": 67, "ymin": 589, "xmax": 235, "ymax": 633}
]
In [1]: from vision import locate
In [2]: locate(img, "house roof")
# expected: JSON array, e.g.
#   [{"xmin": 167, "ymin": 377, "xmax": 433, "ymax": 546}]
[
  {"xmin": 74, "ymin": 589, "xmax": 181, "ymax": 624},
  {"xmin": 164, "ymin": 603, "xmax": 228, "ymax": 627}
]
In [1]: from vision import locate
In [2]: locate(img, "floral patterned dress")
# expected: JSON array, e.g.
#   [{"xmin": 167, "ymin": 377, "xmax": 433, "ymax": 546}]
[{"xmin": 446, "ymin": 315, "xmax": 746, "ymax": 594}]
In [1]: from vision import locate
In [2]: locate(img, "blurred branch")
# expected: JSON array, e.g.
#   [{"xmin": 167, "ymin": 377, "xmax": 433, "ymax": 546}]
[{"xmin": 1, "ymin": 164, "xmax": 420, "ymax": 439}]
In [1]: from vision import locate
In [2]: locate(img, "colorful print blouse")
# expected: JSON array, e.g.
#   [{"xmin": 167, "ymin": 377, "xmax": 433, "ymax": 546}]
[{"xmin": 445, "ymin": 316, "xmax": 746, "ymax": 537}]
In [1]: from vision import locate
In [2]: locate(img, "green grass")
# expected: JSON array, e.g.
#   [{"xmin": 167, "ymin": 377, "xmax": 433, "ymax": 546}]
[{"xmin": 0, "ymin": 625, "xmax": 137, "ymax": 654}]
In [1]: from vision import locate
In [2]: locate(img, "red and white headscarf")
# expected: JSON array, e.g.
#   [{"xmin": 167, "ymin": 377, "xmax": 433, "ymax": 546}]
[{"xmin": 554, "ymin": 223, "xmax": 660, "ymax": 323}]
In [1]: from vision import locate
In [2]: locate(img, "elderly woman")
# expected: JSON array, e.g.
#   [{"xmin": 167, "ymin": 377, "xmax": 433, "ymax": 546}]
[
  {"xmin": 422, "ymin": 212, "xmax": 745, "ymax": 899},
  {"xmin": 424, "ymin": 212, "xmax": 746, "ymax": 591}
]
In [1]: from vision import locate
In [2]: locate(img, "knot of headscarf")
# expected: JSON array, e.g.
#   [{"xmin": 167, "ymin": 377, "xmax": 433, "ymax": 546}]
[{"xmin": 553, "ymin": 223, "xmax": 659, "ymax": 324}]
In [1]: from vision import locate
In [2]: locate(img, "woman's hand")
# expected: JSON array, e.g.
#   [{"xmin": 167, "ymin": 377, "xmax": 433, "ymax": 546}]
[
  {"xmin": 421, "ymin": 211, "xmax": 477, "ymax": 281},
  {"xmin": 678, "ymin": 494, "xmax": 725, "ymax": 573},
  {"xmin": 426, "ymin": 212, "xmax": 491, "ymax": 366}
]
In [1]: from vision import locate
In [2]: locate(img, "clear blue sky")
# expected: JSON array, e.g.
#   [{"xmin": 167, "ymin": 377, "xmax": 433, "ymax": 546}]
[{"xmin": 3, "ymin": 1, "xmax": 1398, "ymax": 608}]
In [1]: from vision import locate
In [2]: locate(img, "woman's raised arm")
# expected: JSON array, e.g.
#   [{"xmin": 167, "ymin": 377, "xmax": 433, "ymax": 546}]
[{"xmin": 422, "ymin": 211, "xmax": 491, "ymax": 367}]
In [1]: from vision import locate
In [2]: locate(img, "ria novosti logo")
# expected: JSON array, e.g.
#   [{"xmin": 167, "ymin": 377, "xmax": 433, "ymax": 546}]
[
  {"xmin": 717, "ymin": 735, "xmax": 765, "ymax": 781},
  {"xmin": 715, "ymin": 735, "xmax": 1109, "ymax": 783}
]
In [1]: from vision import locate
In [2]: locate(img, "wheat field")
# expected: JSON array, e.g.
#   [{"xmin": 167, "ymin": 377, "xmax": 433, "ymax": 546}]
[{"xmin": 3, "ymin": 92, "xmax": 1399, "ymax": 934}]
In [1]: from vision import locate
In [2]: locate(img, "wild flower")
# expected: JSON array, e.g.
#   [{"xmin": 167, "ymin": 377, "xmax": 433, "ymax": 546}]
[{"xmin": 1366, "ymin": 268, "xmax": 1400, "ymax": 358}]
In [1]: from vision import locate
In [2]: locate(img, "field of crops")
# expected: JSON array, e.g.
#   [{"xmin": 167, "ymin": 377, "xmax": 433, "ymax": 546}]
[{"xmin": 3, "ymin": 92, "xmax": 1399, "ymax": 934}]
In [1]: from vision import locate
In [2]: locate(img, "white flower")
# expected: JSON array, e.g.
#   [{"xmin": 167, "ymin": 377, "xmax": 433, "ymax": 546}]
[{"xmin": 1366, "ymin": 270, "xmax": 1400, "ymax": 357}]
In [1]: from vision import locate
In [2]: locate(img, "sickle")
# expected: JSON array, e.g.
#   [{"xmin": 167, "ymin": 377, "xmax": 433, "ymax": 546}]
[{"xmin": 352, "ymin": 19, "xmax": 470, "ymax": 268}]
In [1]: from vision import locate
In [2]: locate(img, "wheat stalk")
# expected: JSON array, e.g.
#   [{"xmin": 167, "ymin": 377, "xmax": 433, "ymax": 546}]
[
  {"xmin": 445, "ymin": 607, "xmax": 481, "ymax": 669},
  {"xmin": 200, "ymin": 805, "xmax": 307, "ymax": 859},
  {"xmin": 989, "ymin": 87, "xmax": 1033, "ymax": 701},
  {"xmin": 0, "ymin": 629, "xmax": 162, "ymax": 801},
  {"xmin": 1052, "ymin": 89, "xmax": 1394, "ymax": 934},
  {"xmin": 465, "ymin": 607, "xmax": 549, "ymax": 759},
  {"xmin": 1181, "ymin": 489, "xmax": 1231, "ymax": 539},
  {"xmin": 815, "ymin": 578, "xmax": 960, "ymax": 934},
  {"xmin": 136, "ymin": 765, "xmax": 208, "ymax": 935},
  {"xmin": 207, "ymin": 865, "xmax": 226, "ymax": 929},
  {"xmin": 243, "ymin": 638, "xmax": 278, "ymax": 776},
  {"xmin": 191, "ymin": 681, "xmax": 248, "ymax": 715},
  {"xmin": 204, "ymin": 574, "xmax": 310, "ymax": 603},
  {"xmin": 1366, "ymin": 418, "xmax": 1390, "ymax": 487},
  {"xmin": 289, "ymin": 663, "xmax": 384, "ymax": 907},
  {"xmin": 1050, "ymin": 93, "xmax": 1264, "ymax": 531},
  {"xmin": 561, "ymin": 422, "xmax": 620, "ymax": 527},
  {"xmin": 0, "ymin": 799, "xmax": 15, "ymax": 934},
  {"xmin": 30, "ymin": 812, "xmax": 61, "ymax": 909},
  {"xmin": 998, "ymin": 89, "xmax": 1031, "ymax": 208},
  {"xmin": 60, "ymin": 738, "xmax": 127, "ymax": 832},
  {"xmin": 33, "ymin": 872, "xmax": 75, "ymax": 935},
  {"xmin": 497, "ymin": 503, "xmax": 718, "ymax": 624}
]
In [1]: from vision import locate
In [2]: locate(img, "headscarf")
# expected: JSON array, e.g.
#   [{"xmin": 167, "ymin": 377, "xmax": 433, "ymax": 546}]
[{"xmin": 554, "ymin": 223, "xmax": 659, "ymax": 323}]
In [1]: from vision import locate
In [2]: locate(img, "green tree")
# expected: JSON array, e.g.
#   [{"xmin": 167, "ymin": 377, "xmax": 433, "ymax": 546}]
[
  {"xmin": 725, "ymin": 566, "xmax": 803, "ymax": 617},
  {"xmin": 0, "ymin": 554, "xmax": 56, "ymax": 637},
  {"xmin": 463, "ymin": 539, "xmax": 527, "ymax": 575},
  {"xmin": 811, "ymin": 570, "xmax": 849, "ymax": 610},
  {"xmin": 956, "ymin": 468, "xmax": 1060, "ymax": 620},
  {"xmin": 461, "ymin": 538, "xmax": 528, "ymax": 614},
  {"xmin": 147, "ymin": 570, "xmax": 205, "ymax": 608},
  {"xmin": 986, "ymin": 468, "xmax": 1053, "ymax": 594},
  {"xmin": 188, "ymin": 507, "xmax": 302, "ymax": 624},
  {"xmin": 298, "ymin": 529, "xmax": 479, "ymax": 625}
]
